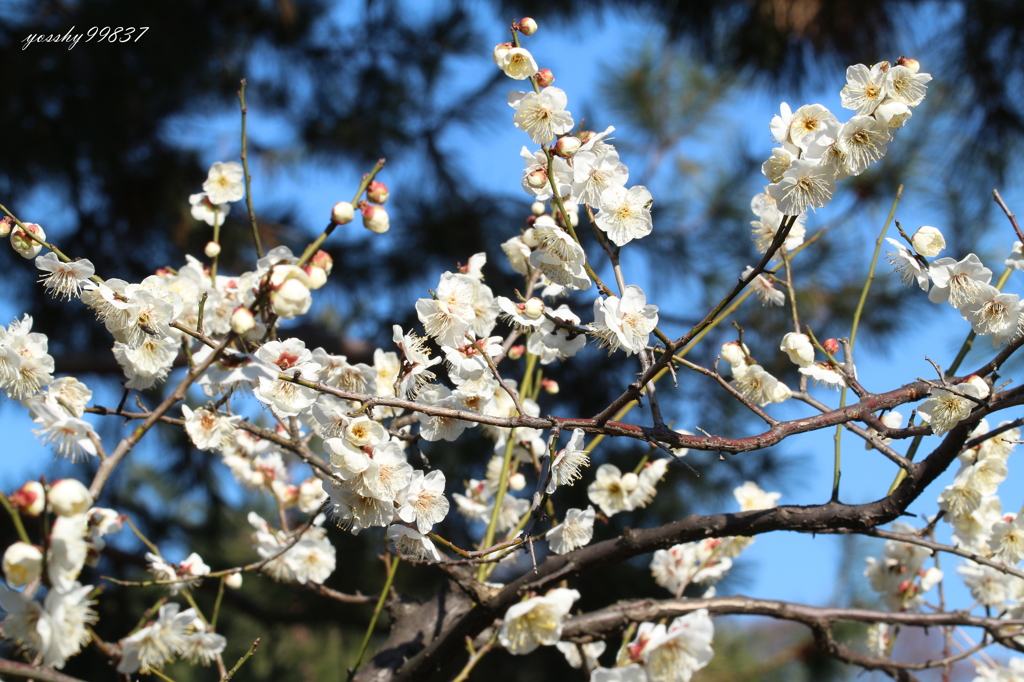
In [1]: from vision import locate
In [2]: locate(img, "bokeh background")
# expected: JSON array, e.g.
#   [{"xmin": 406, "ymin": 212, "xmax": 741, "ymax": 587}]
[{"xmin": 2, "ymin": 1, "xmax": 1024, "ymax": 679}]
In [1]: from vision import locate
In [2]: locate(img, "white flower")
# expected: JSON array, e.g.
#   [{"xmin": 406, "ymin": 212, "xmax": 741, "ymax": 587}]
[
  {"xmin": 885, "ymin": 238, "xmax": 929, "ymax": 291},
  {"xmin": 29, "ymin": 399, "xmax": 98, "ymax": 461},
  {"xmin": 117, "ymin": 602, "xmax": 196, "ymax": 674},
  {"xmin": 397, "ymin": 469, "xmax": 449, "ymax": 533},
  {"xmin": 733, "ymin": 481, "xmax": 781, "ymax": 511},
  {"xmin": 508, "ymin": 87, "xmax": 575, "ymax": 145},
  {"xmin": 928, "ymin": 253, "xmax": 992, "ymax": 308},
  {"xmin": 911, "ymin": 226, "xmax": 945, "ymax": 257},
  {"xmin": 11, "ymin": 222, "xmax": 46, "ymax": 259},
  {"xmin": 520, "ymin": 147, "xmax": 572, "ymax": 200},
  {"xmin": 750, "ymin": 192, "xmax": 806, "ymax": 255},
  {"xmin": 498, "ymin": 587, "xmax": 580, "ymax": 655},
  {"xmin": 918, "ymin": 382, "xmax": 985, "ymax": 436},
  {"xmin": 958, "ymin": 560, "xmax": 1018, "ymax": 607},
  {"xmin": 588, "ymin": 463, "xmax": 635, "ymax": 516},
  {"xmin": 962, "ymin": 284, "xmax": 1023, "ymax": 342},
  {"xmin": 0, "ymin": 314, "xmax": 55, "ymax": 400},
  {"xmin": 189, "ymin": 192, "xmax": 230, "ymax": 226},
  {"xmin": 387, "ymin": 525, "xmax": 442, "ymax": 562},
  {"xmin": 885, "ymin": 65, "xmax": 932, "ymax": 107},
  {"xmin": 767, "ymin": 159, "xmax": 835, "ymax": 215},
  {"xmin": 732, "ymin": 364, "xmax": 791, "ymax": 407},
  {"xmin": 546, "ymin": 506, "xmax": 595, "ymax": 554},
  {"xmin": 202, "ymin": 161, "xmax": 245, "ymax": 205},
  {"xmin": 841, "ymin": 62, "xmax": 889, "ymax": 115},
  {"xmin": 35, "ymin": 253, "xmax": 95, "ymax": 300},
  {"xmin": 837, "ymin": 115, "xmax": 892, "ymax": 175},
  {"xmin": 268, "ymin": 265, "xmax": 313, "ymax": 319},
  {"xmin": 989, "ymin": 515, "xmax": 1024, "ymax": 564},
  {"xmin": 556, "ymin": 640, "xmax": 605, "ymax": 670},
  {"xmin": 48, "ymin": 479, "xmax": 93, "ymax": 517},
  {"xmin": 48, "ymin": 514, "xmax": 89, "ymax": 592},
  {"xmin": 635, "ymin": 609, "xmax": 715, "ymax": 682},
  {"xmin": 499, "ymin": 47, "xmax": 538, "ymax": 80},
  {"xmin": 592, "ymin": 285, "xmax": 659, "ymax": 356},
  {"xmin": 788, "ymin": 104, "xmax": 839, "ymax": 150},
  {"xmin": 799, "ymin": 362, "xmax": 847, "ymax": 388},
  {"xmin": 181, "ymin": 405, "xmax": 241, "ymax": 451},
  {"xmin": 572, "ymin": 149, "xmax": 629, "ymax": 208},
  {"xmin": 1006, "ymin": 241, "xmax": 1024, "ymax": 271},
  {"xmin": 323, "ymin": 477, "xmax": 394, "ymax": 534},
  {"xmin": 393, "ymin": 325, "xmax": 442, "ymax": 399},
  {"xmin": 416, "ymin": 272, "xmax": 478, "ymax": 348},
  {"xmin": 595, "ymin": 185, "xmax": 654, "ymax": 246},
  {"xmin": 741, "ymin": 266, "xmax": 785, "ymax": 306},
  {"xmin": 547, "ymin": 429, "xmax": 590, "ymax": 494},
  {"xmin": 780, "ymin": 332, "xmax": 814, "ymax": 367}
]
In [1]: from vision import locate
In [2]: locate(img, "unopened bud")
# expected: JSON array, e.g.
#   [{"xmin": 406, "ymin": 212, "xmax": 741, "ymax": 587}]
[
  {"xmin": 823, "ymin": 338, "xmax": 840, "ymax": 355},
  {"xmin": 517, "ymin": 17, "xmax": 538, "ymax": 35},
  {"xmin": 310, "ymin": 249, "xmax": 334, "ymax": 275},
  {"xmin": 2, "ymin": 542, "xmax": 43, "ymax": 587},
  {"xmin": 911, "ymin": 225, "xmax": 945, "ymax": 258},
  {"xmin": 527, "ymin": 168, "xmax": 548, "ymax": 189},
  {"xmin": 48, "ymin": 478, "xmax": 93, "ymax": 517},
  {"xmin": 230, "ymin": 306, "xmax": 255, "ymax": 335},
  {"xmin": 522, "ymin": 228, "xmax": 540, "ymax": 248},
  {"xmin": 204, "ymin": 241, "xmax": 221, "ymax": 258},
  {"xmin": 367, "ymin": 181, "xmax": 390, "ymax": 205},
  {"xmin": 9, "ymin": 481, "xmax": 45, "ymax": 516},
  {"xmin": 331, "ymin": 201, "xmax": 355, "ymax": 225},
  {"xmin": 0, "ymin": 216, "xmax": 11, "ymax": 238},
  {"xmin": 541, "ymin": 378, "xmax": 559, "ymax": 394},
  {"xmin": 896, "ymin": 56, "xmax": 920, "ymax": 74},
  {"xmin": 523, "ymin": 297, "xmax": 545, "ymax": 318},
  {"xmin": 11, "ymin": 222, "xmax": 45, "ymax": 259},
  {"xmin": 360, "ymin": 202, "xmax": 390, "ymax": 234},
  {"xmin": 304, "ymin": 264, "xmax": 328, "ymax": 290},
  {"xmin": 225, "ymin": 572, "xmax": 243, "ymax": 589},
  {"xmin": 531, "ymin": 201, "xmax": 546, "ymax": 216},
  {"xmin": 535, "ymin": 68, "xmax": 554, "ymax": 88},
  {"xmin": 553, "ymin": 135, "xmax": 580, "ymax": 158},
  {"xmin": 964, "ymin": 375, "xmax": 991, "ymax": 399},
  {"xmin": 492, "ymin": 42, "xmax": 513, "ymax": 65},
  {"xmin": 507, "ymin": 344, "xmax": 526, "ymax": 360},
  {"xmin": 620, "ymin": 472, "xmax": 639, "ymax": 493},
  {"xmin": 508, "ymin": 472, "xmax": 527, "ymax": 491}
]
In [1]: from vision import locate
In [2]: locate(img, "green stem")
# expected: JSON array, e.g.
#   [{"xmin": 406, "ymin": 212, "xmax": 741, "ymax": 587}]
[
  {"xmin": 350, "ymin": 558, "xmax": 399, "ymax": 677},
  {"xmin": 223, "ymin": 638, "xmax": 261, "ymax": 680},
  {"xmin": 0, "ymin": 489, "xmax": 31, "ymax": 544},
  {"xmin": 297, "ymin": 159, "xmax": 386, "ymax": 267},
  {"xmin": 238, "ymin": 79, "xmax": 264, "ymax": 259},
  {"xmin": 832, "ymin": 186, "xmax": 903, "ymax": 502},
  {"xmin": 478, "ymin": 435, "xmax": 517, "ymax": 582}
]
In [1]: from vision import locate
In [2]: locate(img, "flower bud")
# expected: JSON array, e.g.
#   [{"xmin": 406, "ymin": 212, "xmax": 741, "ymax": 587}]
[
  {"xmin": 225, "ymin": 572, "xmax": 243, "ymax": 589},
  {"xmin": 331, "ymin": 201, "xmax": 355, "ymax": 225},
  {"xmin": 553, "ymin": 135, "xmax": 580, "ymax": 158},
  {"xmin": 531, "ymin": 201, "xmax": 546, "ymax": 216},
  {"xmin": 0, "ymin": 216, "xmax": 11, "ymax": 238},
  {"xmin": 555, "ymin": 202, "xmax": 579, "ymax": 228},
  {"xmin": 535, "ymin": 68, "xmax": 554, "ymax": 88},
  {"xmin": 541, "ymin": 378, "xmax": 559, "ymax": 394},
  {"xmin": 310, "ymin": 249, "xmax": 334, "ymax": 275},
  {"xmin": 304, "ymin": 265, "xmax": 328, "ymax": 290},
  {"xmin": 3, "ymin": 542, "xmax": 43, "ymax": 587},
  {"xmin": 204, "ymin": 241, "xmax": 221, "ymax": 258},
  {"xmin": 508, "ymin": 472, "xmax": 527, "ymax": 491},
  {"xmin": 911, "ymin": 225, "xmax": 945, "ymax": 258},
  {"xmin": 620, "ymin": 472, "xmax": 639, "ymax": 493},
  {"xmin": 517, "ymin": 17, "xmax": 538, "ymax": 35},
  {"xmin": 11, "ymin": 222, "xmax": 45, "ymax": 259},
  {"xmin": 48, "ymin": 478, "xmax": 93, "ymax": 517},
  {"xmin": 507, "ymin": 344, "xmax": 526, "ymax": 360},
  {"xmin": 492, "ymin": 42, "xmax": 512, "ymax": 65},
  {"xmin": 720, "ymin": 341, "xmax": 748, "ymax": 367},
  {"xmin": 964, "ymin": 375, "xmax": 991, "ymax": 399},
  {"xmin": 527, "ymin": 168, "xmax": 548, "ymax": 189},
  {"xmin": 780, "ymin": 332, "xmax": 814, "ymax": 367},
  {"xmin": 522, "ymin": 227, "xmax": 540, "ymax": 248},
  {"xmin": 230, "ymin": 306, "xmax": 255, "ymax": 335},
  {"xmin": 271, "ymin": 278, "xmax": 312, "ymax": 319},
  {"xmin": 896, "ymin": 56, "xmax": 920, "ymax": 74},
  {"xmin": 360, "ymin": 202, "xmax": 390, "ymax": 234},
  {"xmin": 367, "ymin": 181, "xmax": 390, "ymax": 205},
  {"xmin": 10, "ymin": 481, "xmax": 45, "ymax": 516},
  {"xmin": 523, "ymin": 297, "xmax": 545, "ymax": 319},
  {"xmin": 822, "ymin": 338, "xmax": 840, "ymax": 355}
]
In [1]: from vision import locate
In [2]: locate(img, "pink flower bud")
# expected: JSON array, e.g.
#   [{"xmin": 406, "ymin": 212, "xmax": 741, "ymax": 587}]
[
  {"xmin": 304, "ymin": 264, "xmax": 328, "ymax": 290},
  {"xmin": 527, "ymin": 168, "xmax": 548, "ymax": 188},
  {"xmin": 230, "ymin": 306, "xmax": 255, "ymax": 335},
  {"xmin": 204, "ymin": 241, "xmax": 221, "ymax": 258},
  {"xmin": 0, "ymin": 216, "xmax": 11, "ymax": 238},
  {"xmin": 896, "ymin": 56, "xmax": 920, "ymax": 74},
  {"xmin": 367, "ymin": 181, "xmax": 390, "ymax": 205},
  {"xmin": 225, "ymin": 572, "xmax": 243, "ymax": 589},
  {"xmin": 331, "ymin": 201, "xmax": 355, "ymax": 225},
  {"xmin": 360, "ymin": 201, "xmax": 390, "ymax": 234},
  {"xmin": 48, "ymin": 478, "xmax": 93, "ymax": 517},
  {"xmin": 553, "ymin": 135, "xmax": 580, "ymax": 158},
  {"xmin": 507, "ymin": 344, "xmax": 526, "ymax": 360},
  {"xmin": 311, "ymin": 249, "xmax": 334, "ymax": 275},
  {"xmin": 517, "ymin": 17, "xmax": 538, "ymax": 35},
  {"xmin": 541, "ymin": 378, "xmax": 559, "ymax": 394},
  {"xmin": 10, "ymin": 481, "xmax": 45, "ymax": 516},
  {"xmin": 535, "ymin": 68, "xmax": 554, "ymax": 88},
  {"xmin": 823, "ymin": 338, "xmax": 840, "ymax": 355}
]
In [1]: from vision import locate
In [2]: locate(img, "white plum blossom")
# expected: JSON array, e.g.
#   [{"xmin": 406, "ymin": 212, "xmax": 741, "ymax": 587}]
[
  {"xmin": 499, "ymin": 47, "xmax": 538, "ymax": 80},
  {"xmin": 767, "ymin": 159, "xmax": 836, "ymax": 215},
  {"xmin": 181, "ymin": 405, "xmax": 241, "ymax": 451},
  {"xmin": 508, "ymin": 87, "xmax": 575, "ymax": 145},
  {"xmin": 732, "ymin": 364, "xmax": 791, "ymax": 407},
  {"xmin": 595, "ymin": 185, "xmax": 654, "ymax": 246},
  {"xmin": 911, "ymin": 226, "xmax": 945, "ymax": 257},
  {"xmin": 733, "ymin": 481, "xmax": 781, "ymax": 511},
  {"xmin": 780, "ymin": 332, "xmax": 814, "ymax": 367},
  {"xmin": 547, "ymin": 429, "xmax": 591, "ymax": 494},
  {"xmin": 498, "ymin": 587, "xmax": 579, "ymax": 655},
  {"xmin": 631, "ymin": 609, "xmax": 715, "ymax": 682},
  {"xmin": 741, "ymin": 266, "xmax": 785, "ymax": 306},
  {"xmin": 928, "ymin": 253, "xmax": 992, "ymax": 308},
  {"xmin": 397, "ymin": 469, "xmax": 449, "ymax": 533},
  {"xmin": 117, "ymin": 602, "xmax": 196, "ymax": 674},
  {"xmin": 387, "ymin": 524, "xmax": 442, "ymax": 562},
  {"xmin": 837, "ymin": 115, "xmax": 892, "ymax": 175},
  {"xmin": 572, "ymin": 149, "xmax": 629, "ymax": 208},
  {"xmin": 885, "ymin": 65, "xmax": 932, "ymax": 107},
  {"xmin": 546, "ymin": 505, "xmax": 596, "ymax": 554},
  {"xmin": 841, "ymin": 62, "xmax": 889, "ymax": 115},
  {"xmin": 885, "ymin": 238, "xmax": 930, "ymax": 291},
  {"xmin": 35, "ymin": 253, "xmax": 95, "ymax": 300},
  {"xmin": 588, "ymin": 463, "xmax": 635, "ymax": 516},
  {"xmin": 416, "ymin": 272, "xmax": 478, "ymax": 348},
  {"xmin": 962, "ymin": 284, "xmax": 1023, "ymax": 343},
  {"xmin": 189, "ymin": 191, "xmax": 230, "ymax": 226},
  {"xmin": 592, "ymin": 285, "xmax": 659, "ymax": 356},
  {"xmin": 202, "ymin": 161, "xmax": 244, "ymax": 205},
  {"xmin": 918, "ymin": 381, "xmax": 985, "ymax": 436}
]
